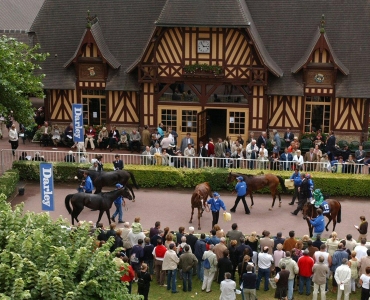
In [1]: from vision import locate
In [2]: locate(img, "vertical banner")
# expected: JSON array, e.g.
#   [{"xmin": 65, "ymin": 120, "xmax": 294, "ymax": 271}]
[
  {"xmin": 72, "ymin": 103, "xmax": 84, "ymax": 142},
  {"xmin": 40, "ymin": 163, "xmax": 54, "ymax": 211}
]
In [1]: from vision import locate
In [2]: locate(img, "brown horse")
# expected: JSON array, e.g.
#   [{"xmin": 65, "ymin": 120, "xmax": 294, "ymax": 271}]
[
  {"xmin": 302, "ymin": 200, "xmax": 342, "ymax": 237},
  {"xmin": 189, "ymin": 182, "xmax": 213, "ymax": 230},
  {"xmin": 226, "ymin": 172, "xmax": 287, "ymax": 210}
]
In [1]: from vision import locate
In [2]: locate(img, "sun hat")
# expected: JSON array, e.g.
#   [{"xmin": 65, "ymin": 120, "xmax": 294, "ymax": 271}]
[
  {"xmin": 116, "ymin": 183, "xmax": 123, "ymax": 189},
  {"xmin": 213, "ymin": 192, "xmax": 220, "ymax": 197}
]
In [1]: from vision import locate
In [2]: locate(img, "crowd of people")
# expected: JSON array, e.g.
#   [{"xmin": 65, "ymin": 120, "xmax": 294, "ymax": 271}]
[{"xmin": 88, "ymin": 215, "xmax": 369, "ymax": 300}]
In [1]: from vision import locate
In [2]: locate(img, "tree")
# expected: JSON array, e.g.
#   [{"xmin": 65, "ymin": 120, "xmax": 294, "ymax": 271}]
[
  {"xmin": 0, "ymin": 193, "xmax": 142, "ymax": 300},
  {"xmin": 0, "ymin": 35, "xmax": 48, "ymax": 127}
]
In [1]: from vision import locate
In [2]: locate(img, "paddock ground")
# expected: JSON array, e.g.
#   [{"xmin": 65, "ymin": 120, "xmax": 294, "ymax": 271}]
[{"xmin": 10, "ymin": 182, "xmax": 368, "ymax": 240}]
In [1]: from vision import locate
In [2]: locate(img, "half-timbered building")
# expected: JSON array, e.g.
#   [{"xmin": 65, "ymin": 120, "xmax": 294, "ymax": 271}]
[{"xmin": 29, "ymin": 0, "xmax": 370, "ymax": 144}]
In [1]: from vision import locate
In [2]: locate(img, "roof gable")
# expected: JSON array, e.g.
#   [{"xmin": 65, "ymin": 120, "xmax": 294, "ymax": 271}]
[
  {"xmin": 291, "ymin": 26, "xmax": 349, "ymax": 75},
  {"xmin": 64, "ymin": 19, "xmax": 120, "ymax": 69}
]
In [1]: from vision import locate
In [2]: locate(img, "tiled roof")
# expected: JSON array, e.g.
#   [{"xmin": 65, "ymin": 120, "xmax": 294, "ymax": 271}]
[
  {"xmin": 291, "ymin": 28, "xmax": 349, "ymax": 76},
  {"xmin": 246, "ymin": 0, "xmax": 370, "ymax": 98},
  {"xmin": 0, "ymin": 0, "xmax": 44, "ymax": 31},
  {"xmin": 64, "ymin": 22, "xmax": 121, "ymax": 69},
  {"xmin": 30, "ymin": 0, "xmax": 370, "ymax": 98},
  {"xmin": 30, "ymin": 0, "xmax": 165, "ymax": 90},
  {"xmin": 156, "ymin": 0, "xmax": 251, "ymax": 27}
]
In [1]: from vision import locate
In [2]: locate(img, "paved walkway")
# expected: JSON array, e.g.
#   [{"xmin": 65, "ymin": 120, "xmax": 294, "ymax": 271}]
[{"xmin": 9, "ymin": 181, "xmax": 367, "ymax": 240}]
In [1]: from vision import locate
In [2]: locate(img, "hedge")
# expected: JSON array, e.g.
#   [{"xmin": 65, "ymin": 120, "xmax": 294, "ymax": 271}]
[
  {"xmin": 11, "ymin": 161, "xmax": 370, "ymax": 197},
  {"xmin": 0, "ymin": 169, "xmax": 19, "ymax": 198}
]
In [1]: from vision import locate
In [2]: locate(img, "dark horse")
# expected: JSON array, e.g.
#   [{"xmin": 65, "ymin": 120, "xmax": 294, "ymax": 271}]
[
  {"xmin": 226, "ymin": 172, "xmax": 287, "ymax": 210},
  {"xmin": 302, "ymin": 200, "xmax": 342, "ymax": 237},
  {"xmin": 65, "ymin": 188, "xmax": 132, "ymax": 226},
  {"xmin": 77, "ymin": 169, "xmax": 139, "ymax": 200},
  {"xmin": 189, "ymin": 182, "xmax": 213, "ymax": 230}
]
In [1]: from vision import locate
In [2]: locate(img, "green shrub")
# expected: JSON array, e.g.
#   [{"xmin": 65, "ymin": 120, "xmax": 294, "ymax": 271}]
[
  {"xmin": 0, "ymin": 193, "xmax": 141, "ymax": 299},
  {"xmin": 0, "ymin": 170, "xmax": 19, "ymax": 198},
  {"xmin": 11, "ymin": 161, "xmax": 370, "ymax": 197}
]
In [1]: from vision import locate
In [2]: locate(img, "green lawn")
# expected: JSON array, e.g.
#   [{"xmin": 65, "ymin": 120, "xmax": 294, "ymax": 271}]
[{"xmin": 135, "ymin": 275, "xmax": 351, "ymax": 300}]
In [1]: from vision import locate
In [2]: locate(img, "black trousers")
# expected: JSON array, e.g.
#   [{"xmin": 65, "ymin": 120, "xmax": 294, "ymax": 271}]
[
  {"xmin": 231, "ymin": 195, "xmax": 250, "ymax": 213},
  {"xmin": 291, "ymin": 186, "xmax": 299, "ymax": 203},
  {"xmin": 212, "ymin": 211, "xmax": 220, "ymax": 228}
]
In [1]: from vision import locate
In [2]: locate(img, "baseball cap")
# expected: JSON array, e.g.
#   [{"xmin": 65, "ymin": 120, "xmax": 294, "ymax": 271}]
[
  {"xmin": 236, "ymin": 176, "xmax": 244, "ymax": 181},
  {"xmin": 116, "ymin": 183, "xmax": 123, "ymax": 189},
  {"xmin": 213, "ymin": 192, "xmax": 220, "ymax": 197}
]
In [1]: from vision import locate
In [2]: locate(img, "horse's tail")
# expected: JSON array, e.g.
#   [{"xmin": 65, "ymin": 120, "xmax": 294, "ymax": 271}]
[
  {"xmin": 337, "ymin": 201, "xmax": 342, "ymax": 223},
  {"xmin": 65, "ymin": 194, "xmax": 74, "ymax": 215},
  {"xmin": 129, "ymin": 171, "xmax": 139, "ymax": 189},
  {"xmin": 277, "ymin": 176, "xmax": 287, "ymax": 193}
]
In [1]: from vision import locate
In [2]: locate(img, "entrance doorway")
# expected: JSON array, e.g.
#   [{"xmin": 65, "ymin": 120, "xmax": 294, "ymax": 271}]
[{"xmin": 206, "ymin": 109, "xmax": 227, "ymax": 140}]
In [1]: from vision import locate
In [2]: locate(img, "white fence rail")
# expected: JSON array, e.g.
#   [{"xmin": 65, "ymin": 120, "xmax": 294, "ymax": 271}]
[{"xmin": 1, "ymin": 149, "xmax": 369, "ymax": 175}]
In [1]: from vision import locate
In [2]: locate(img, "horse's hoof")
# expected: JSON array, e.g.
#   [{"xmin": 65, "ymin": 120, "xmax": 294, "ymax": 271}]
[
  {"xmin": 198, "ymin": 227, "xmax": 201, "ymax": 230},
  {"xmin": 132, "ymin": 199, "xmax": 135, "ymax": 202},
  {"xmin": 279, "ymin": 203, "xmax": 281, "ymax": 208},
  {"xmin": 189, "ymin": 221, "xmax": 192, "ymax": 223},
  {"xmin": 268, "ymin": 208, "xmax": 272, "ymax": 211}
]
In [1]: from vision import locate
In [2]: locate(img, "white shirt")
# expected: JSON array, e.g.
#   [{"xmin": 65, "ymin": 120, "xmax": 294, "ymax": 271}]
[
  {"xmin": 293, "ymin": 155, "xmax": 304, "ymax": 166},
  {"xmin": 355, "ymin": 245, "xmax": 368, "ymax": 260},
  {"xmin": 360, "ymin": 274, "xmax": 370, "ymax": 289},
  {"xmin": 314, "ymin": 251, "xmax": 330, "ymax": 266},
  {"xmin": 258, "ymin": 252, "xmax": 274, "ymax": 269}
]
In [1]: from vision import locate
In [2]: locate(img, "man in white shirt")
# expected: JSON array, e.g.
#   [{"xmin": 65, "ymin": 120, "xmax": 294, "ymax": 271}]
[
  {"xmin": 334, "ymin": 258, "xmax": 351, "ymax": 300},
  {"xmin": 256, "ymin": 246, "xmax": 274, "ymax": 291},
  {"xmin": 354, "ymin": 238, "xmax": 368, "ymax": 260},
  {"xmin": 246, "ymin": 139, "xmax": 259, "ymax": 169},
  {"xmin": 184, "ymin": 143, "xmax": 195, "ymax": 168}
]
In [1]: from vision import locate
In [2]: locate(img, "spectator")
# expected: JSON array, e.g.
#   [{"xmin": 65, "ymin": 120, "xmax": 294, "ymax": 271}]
[
  {"xmin": 242, "ymin": 263, "xmax": 257, "ymax": 300},
  {"xmin": 202, "ymin": 244, "xmax": 218, "ymax": 293},
  {"xmin": 141, "ymin": 146, "xmax": 152, "ymax": 165},
  {"xmin": 142, "ymin": 236, "xmax": 154, "ymax": 274},
  {"xmin": 40, "ymin": 121, "xmax": 52, "ymax": 147},
  {"xmin": 162, "ymin": 243, "xmax": 179, "ymax": 293},
  {"xmin": 334, "ymin": 258, "xmax": 351, "ymax": 300},
  {"xmin": 141, "ymin": 125, "xmax": 151, "ymax": 147},
  {"xmin": 226, "ymin": 223, "xmax": 244, "ymax": 247},
  {"xmin": 256, "ymin": 246, "xmax": 274, "ymax": 291},
  {"xmin": 107, "ymin": 125, "xmax": 120, "ymax": 152},
  {"xmin": 259, "ymin": 230, "xmax": 274, "ymax": 255},
  {"xmin": 220, "ymin": 272, "xmax": 236, "ymax": 300},
  {"xmin": 283, "ymin": 230, "xmax": 297, "ymax": 252},
  {"xmin": 9, "ymin": 124, "xmax": 19, "ymax": 156},
  {"xmin": 97, "ymin": 127, "xmax": 109, "ymax": 149},
  {"xmin": 273, "ymin": 232, "xmax": 286, "ymax": 252},
  {"xmin": 51, "ymin": 125, "xmax": 61, "ymax": 147},
  {"xmin": 32, "ymin": 151, "xmax": 45, "ymax": 162},
  {"xmin": 179, "ymin": 245, "xmax": 198, "ymax": 292},
  {"xmin": 312, "ymin": 255, "xmax": 330, "ymax": 300},
  {"xmin": 194, "ymin": 233, "xmax": 207, "ymax": 282},
  {"xmin": 84, "ymin": 125, "xmax": 96, "ymax": 150},
  {"xmin": 359, "ymin": 249, "xmax": 370, "ymax": 277},
  {"xmin": 137, "ymin": 263, "xmax": 151, "ymax": 300},
  {"xmin": 345, "ymin": 234, "xmax": 357, "ymax": 252},
  {"xmin": 64, "ymin": 123, "xmax": 74, "ymax": 147},
  {"xmin": 312, "ymin": 234, "xmax": 324, "ymax": 250},
  {"xmin": 297, "ymin": 249, "xmax": 314, "ymax": 296},
  {"xmin": 113, "ymin": 154, "xmax": 124, "ymax": 170},
  {"xmin": 349, "ymin": 250, "xmax": 359, "ymax": 294},
  {"xmin": 217, "ymin": 249, "xmax": 233, "ymax": 284},
  {"xmin": 355, "ymin": 238, "xmax": 368, "ymax": 261},
  {"xmin": 152, "ymin": 239, "xmax": 167, "ymax": 286},
  {"xmin": 120, "ymin": 256, "xmax": 135, "ymax": 294},
  {"xmin": 273, "ymin": 243, "xmax": 285, "ymax": 273},
  {"xmin": 359, "ymin": 266, "xmax": 370, "ymax": 300},
  {"xmin": 279, "ymin": 251, "xmax": 299, "ymax": 300},
  {"xmin": 64, "ymin": 150, "xmax": 75, "ymax": 163},
  {"xmin": 326, "ymin": 232, "xmax": 340, "ymax": 257},
  {"xmin": 149, "ymin": 221, "xmax": 160, "ymax": 239},
  {"xmin": 331, "ymin": 243, "xmax": 349, "ymax": 293},
  {"xmin": 129, "ymin": 130, "xmax": 141, "ymax": 153},
  {"xmin": 292, "ymin": 150, "xmax": 304, "ymax": 170},
  {"xmin": 19, "ymin": 151, "xmax": 28, "ymax": 161},
  {"xmin": 274, "ymin": 262, "xmax": 289, "ymax": 300}
]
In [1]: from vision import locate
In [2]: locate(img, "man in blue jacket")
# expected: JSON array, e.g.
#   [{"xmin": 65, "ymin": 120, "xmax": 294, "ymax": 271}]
[
  {"xmin": 230, "ymin": 176, "xmax": 250, "ymax": 214},
  {"xmin": 80, "ymin": 171, "xmax": 94, "ymax": 193},
  {"xmin": 206, "ymin": 192, "xmax": 227, "ymax": 228},
  {"xmin": 307, "ymin": 208, "xmax": 325, "ymax": 238}
]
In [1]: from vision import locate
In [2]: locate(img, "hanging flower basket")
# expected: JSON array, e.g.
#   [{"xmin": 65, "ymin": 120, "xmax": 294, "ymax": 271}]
[{"xmin": 183, "ymin": 63, "xmax": 224, "ymax": 77}]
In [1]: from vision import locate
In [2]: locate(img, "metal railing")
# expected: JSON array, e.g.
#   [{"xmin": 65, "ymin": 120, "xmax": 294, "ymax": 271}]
[{"xmin": 1, "ymin": 149, "xmax": 368, "ymax": 175}]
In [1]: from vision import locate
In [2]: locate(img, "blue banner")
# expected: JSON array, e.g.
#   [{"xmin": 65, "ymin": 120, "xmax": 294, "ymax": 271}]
[
  {"xmin": 72, "ymin": 103, "xmax": 84, "ymax": 142},
  {"xmin": 40, "ymin": 163, "xmax": 55, "ymax": 211}
]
